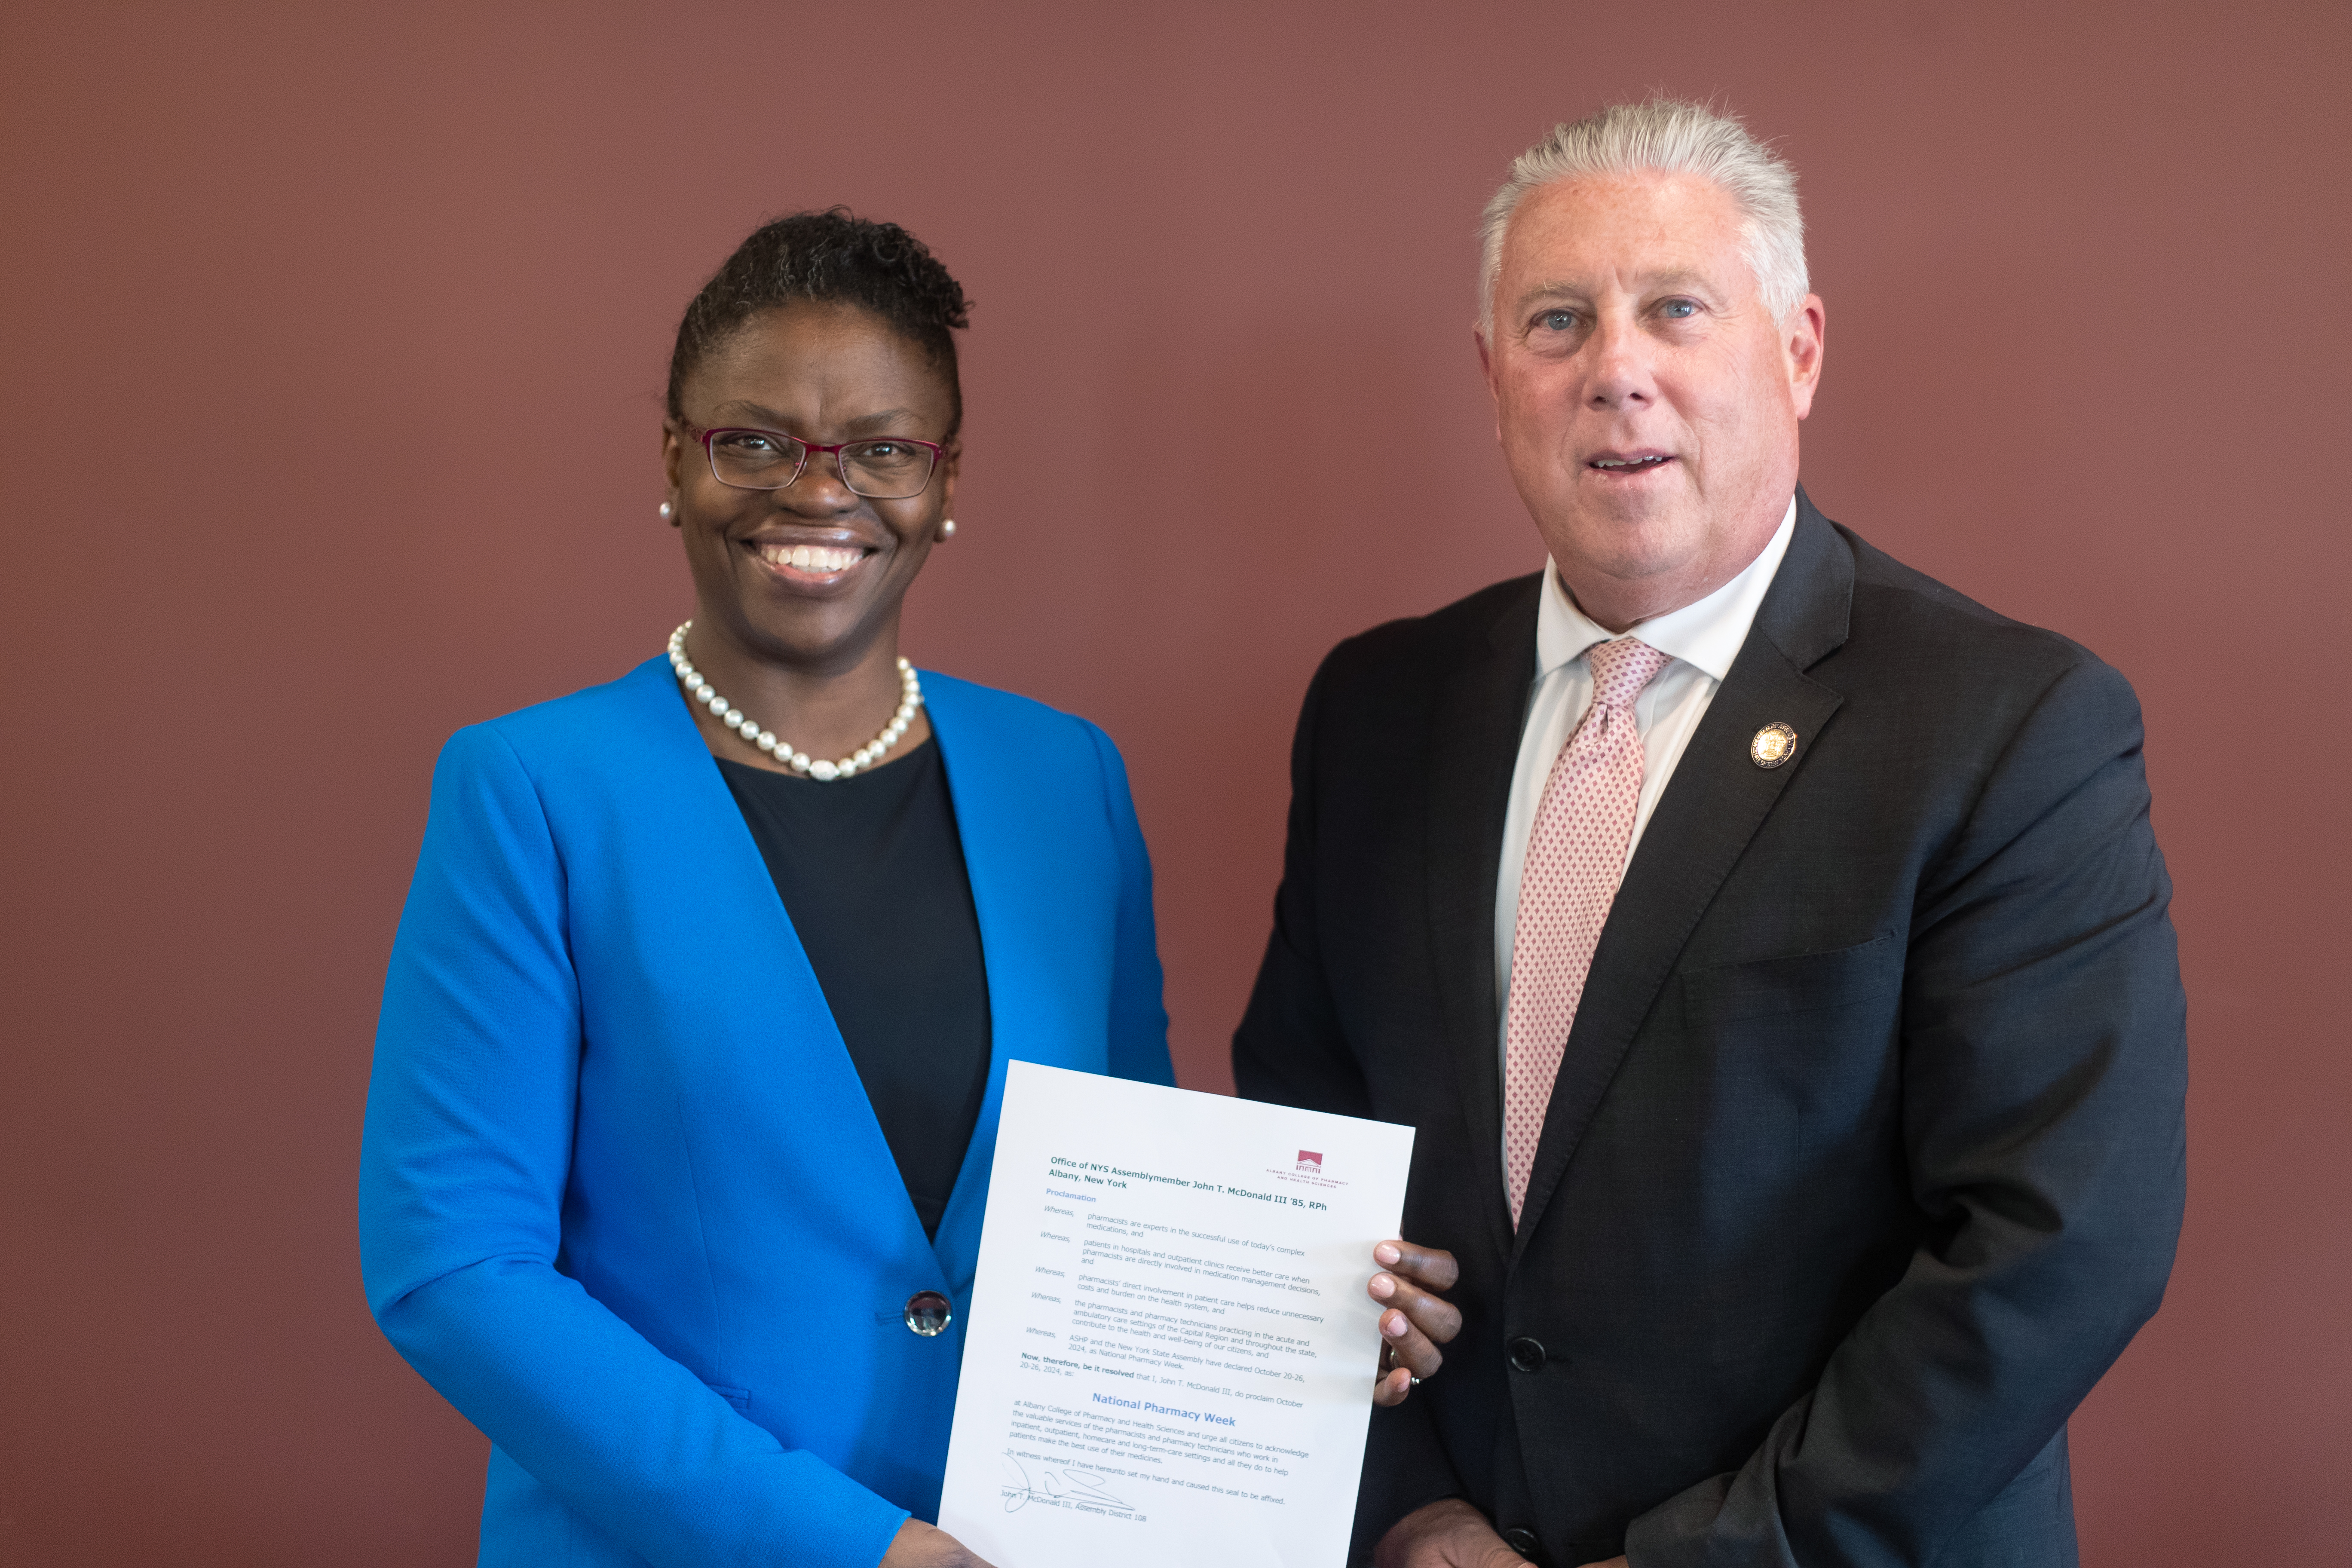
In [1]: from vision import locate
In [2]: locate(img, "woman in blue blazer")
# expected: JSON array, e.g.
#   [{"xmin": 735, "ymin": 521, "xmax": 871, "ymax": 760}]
[{"xmin": 359, "ymin": 211, "xmax": 1173, "ymax": 1568}]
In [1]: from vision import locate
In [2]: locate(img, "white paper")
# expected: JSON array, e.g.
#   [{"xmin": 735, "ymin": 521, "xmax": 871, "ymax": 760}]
[{"xmin": 939, "ymin": 1061, "xmax": 1415, "ymax": 1568}]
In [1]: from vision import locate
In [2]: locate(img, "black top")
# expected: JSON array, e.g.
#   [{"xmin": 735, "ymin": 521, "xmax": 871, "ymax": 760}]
[{"xmin": 717, "ymin": 740, "xmax": 990, "ymax": 1240}]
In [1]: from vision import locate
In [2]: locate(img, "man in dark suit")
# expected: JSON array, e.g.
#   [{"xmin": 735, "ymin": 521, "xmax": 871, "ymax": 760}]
[{"xmin": 1233, "ymin": 100, "xmax": 2186, "ymax": 1568}]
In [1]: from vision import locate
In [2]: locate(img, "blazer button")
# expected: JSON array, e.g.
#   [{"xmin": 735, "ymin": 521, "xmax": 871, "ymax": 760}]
[
  {"xmin": 904, "ymin": 1290, "xmax": 953, "ymax": 1337},
  {"xmin": 1507, "ymin": 1335, "xmax": 1547, "ymax": 1372},
  {"xmin": 1500, "ymin": 1525, "xmax": 1543, "ymax": 1560}
]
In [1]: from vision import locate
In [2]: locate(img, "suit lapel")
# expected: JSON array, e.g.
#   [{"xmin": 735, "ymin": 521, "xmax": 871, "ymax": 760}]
[
  {"xmin": 1510, "ymin": 494, "xmax": 1856, "ymax": 1259},
  {"xmin": 921, "ymin": 676, "xmax": 1092, "ymax": 1302},
  {"xmin": 620, "ymin": 658, "xmax": 939, "ymax": 1261},
  {"xmin": 1425, "ymin": 576, "xmax": 1542, "ymax": 1263}
]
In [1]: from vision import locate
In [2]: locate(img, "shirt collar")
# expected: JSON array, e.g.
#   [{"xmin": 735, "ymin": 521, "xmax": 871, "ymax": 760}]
[{"xmin": 1535, "ymin": 495, "xmax": 1798, "ymax": 682}]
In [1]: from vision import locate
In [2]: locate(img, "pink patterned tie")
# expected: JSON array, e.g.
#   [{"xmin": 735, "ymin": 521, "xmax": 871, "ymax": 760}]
[{"xmin": 1502, "ymin": 637, "xmax": 1672, "ymax": 1228}]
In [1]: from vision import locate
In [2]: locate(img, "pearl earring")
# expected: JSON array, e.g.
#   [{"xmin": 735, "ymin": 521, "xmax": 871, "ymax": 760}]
[
  {"xmin": 658, "ymin": 501, "xmax": 674, "ymax": 520},
  {"xmin": 939, "ymin": 518, "xmax": 957, "ymax": 539}
]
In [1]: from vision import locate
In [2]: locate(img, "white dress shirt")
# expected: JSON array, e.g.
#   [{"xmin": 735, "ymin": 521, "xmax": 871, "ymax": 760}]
[{"xmin": 1493, "ymin": 496, "xmax": 1797, "ymax": 1087}]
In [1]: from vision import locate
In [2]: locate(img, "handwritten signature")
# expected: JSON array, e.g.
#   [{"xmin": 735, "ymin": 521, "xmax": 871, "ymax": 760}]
[{"xmin": 1000, "ymin": 1453, "xmax": 1135, "ymax": 1515}]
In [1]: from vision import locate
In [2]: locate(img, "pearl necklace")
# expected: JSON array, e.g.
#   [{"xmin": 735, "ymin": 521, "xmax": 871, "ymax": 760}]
[{"xmin": 667, "ymin": 621, "xmax": 922, "ymax": 781}]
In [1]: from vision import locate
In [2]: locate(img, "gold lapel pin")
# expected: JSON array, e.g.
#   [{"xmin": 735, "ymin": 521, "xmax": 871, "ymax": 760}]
[{"xmin": 1750, "ymin": 722, "xmax": 1798, "ymax": 769}]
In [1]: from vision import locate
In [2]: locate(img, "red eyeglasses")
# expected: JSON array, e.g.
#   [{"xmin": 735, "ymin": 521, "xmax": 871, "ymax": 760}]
[{"xmin": 681, "ymin": 424, "xmax": 946, "ymax": 500}]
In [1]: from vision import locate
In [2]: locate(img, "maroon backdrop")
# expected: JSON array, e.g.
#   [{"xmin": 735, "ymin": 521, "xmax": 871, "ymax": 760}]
[{"xmin": 3, "ymin": 2, "xmax": 2346, "ymax": 1562}]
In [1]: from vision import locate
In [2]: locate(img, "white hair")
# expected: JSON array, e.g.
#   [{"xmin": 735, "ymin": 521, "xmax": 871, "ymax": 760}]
[{"xmin": 1477, "ymin": 98, "xmax": 1808, "ymax": 335}]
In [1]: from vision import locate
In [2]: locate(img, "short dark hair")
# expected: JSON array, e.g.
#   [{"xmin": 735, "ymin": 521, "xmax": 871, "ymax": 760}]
[{"xmin": 666, "ymin": 208, "xmax": 973, "ymax": 435}]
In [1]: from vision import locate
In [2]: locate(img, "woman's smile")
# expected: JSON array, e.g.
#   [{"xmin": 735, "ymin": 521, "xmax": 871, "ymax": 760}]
[{"xmin": 742, "ymin": 531, "xmax": 882, "ymax": 590}]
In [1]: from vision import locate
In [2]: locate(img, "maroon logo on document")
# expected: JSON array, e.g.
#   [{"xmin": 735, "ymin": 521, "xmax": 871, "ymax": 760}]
[{"xmin": 1271, "ymin": 1148, "xmax": 1344, "ymax": 1188}]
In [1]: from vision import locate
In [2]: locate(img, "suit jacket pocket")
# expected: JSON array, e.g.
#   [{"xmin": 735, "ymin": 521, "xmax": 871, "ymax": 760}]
[{"xmin": 1681, "ymin": 931, "xmax": 1902, "ymax": 1023}]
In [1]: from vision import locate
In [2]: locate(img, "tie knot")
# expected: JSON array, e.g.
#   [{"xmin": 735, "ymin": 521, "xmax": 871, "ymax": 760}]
[{"xmin": 1587, "ymin": 637, "xmax": 1671, "ymax": 706}]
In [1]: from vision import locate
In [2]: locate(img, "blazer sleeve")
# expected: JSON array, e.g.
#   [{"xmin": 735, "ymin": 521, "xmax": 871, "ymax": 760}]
[
  {"xmin": 1085, "ymin": 719, "xmax": 1176, "ymax": 1088},
  {"xmin": 1626, "ymin": 653, "xmax": 2189, "ymax": 1568},
  {"xmin": 357, "ymin": 724, "xmax": 909, "ymax": 1568}
]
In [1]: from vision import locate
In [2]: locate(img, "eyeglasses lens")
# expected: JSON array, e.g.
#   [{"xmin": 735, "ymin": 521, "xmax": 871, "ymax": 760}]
[
  {"xmin": 707, "ymin": 431, "xmax": 806, "ymax": 489},
  {"xmin": 837, "ymin": 441, "xmax": 935, "ymax": 499}
]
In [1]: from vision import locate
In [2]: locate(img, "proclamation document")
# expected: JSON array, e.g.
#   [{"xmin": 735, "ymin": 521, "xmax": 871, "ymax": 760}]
[{"xmin": 938, "ymin": 1061, "xmax": 1414, "ymax": 1568}]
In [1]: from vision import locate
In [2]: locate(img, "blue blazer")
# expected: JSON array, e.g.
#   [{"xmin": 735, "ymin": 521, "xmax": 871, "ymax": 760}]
[{"xmin": 359, "ymin": 657, "xmax": 1173, "ymax": 1567}]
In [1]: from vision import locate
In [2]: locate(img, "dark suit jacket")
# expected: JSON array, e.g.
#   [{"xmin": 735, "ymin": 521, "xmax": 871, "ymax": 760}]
[{"xmin": 1233, "ymin": 493, "xmax": 2187, "ymax": 1568}]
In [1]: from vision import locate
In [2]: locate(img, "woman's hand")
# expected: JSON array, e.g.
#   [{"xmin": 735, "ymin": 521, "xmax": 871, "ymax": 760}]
[
  {"xmin": 1369, "ymin": 1238, "xmax": 1462, "ymax": 1406},
  {"xmin": 879, "ymin": 1519, "xmax": 993, "ymax": 1568}
]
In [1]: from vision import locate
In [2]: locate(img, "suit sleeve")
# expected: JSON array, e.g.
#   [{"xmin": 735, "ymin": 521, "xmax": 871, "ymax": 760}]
[
  {"xmin": 357, "ymin": 724, "xmax": 909, "ymax": 1568},
  {"xmin": 1234, "ymin": 657, "xmax": 1466, "ymax": 1559},
  {"xmin": 1626, "ymin": 655, "xmax": 2188, "ymax": 1568},
  {"xmin": 1234, "ymin": 655, "xmax": 1375, "ymax": 1118},
  {"xmin": 1086, "ymin": 720, "xmax": 1176, "ymax": 1087}
]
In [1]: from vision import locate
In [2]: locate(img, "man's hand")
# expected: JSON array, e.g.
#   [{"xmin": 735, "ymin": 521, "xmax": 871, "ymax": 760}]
[
  {"xmin": 1374, "ymin": 1498, "xmax": 1524, "ymax": 1568},
  {"xmin": 1370, "ymin": 1239, "xmax": 1461, "ymax": 1405},
  {"xmin": 879, "ymin": 1519, "xmax": 992, "ymax": 1568}
]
